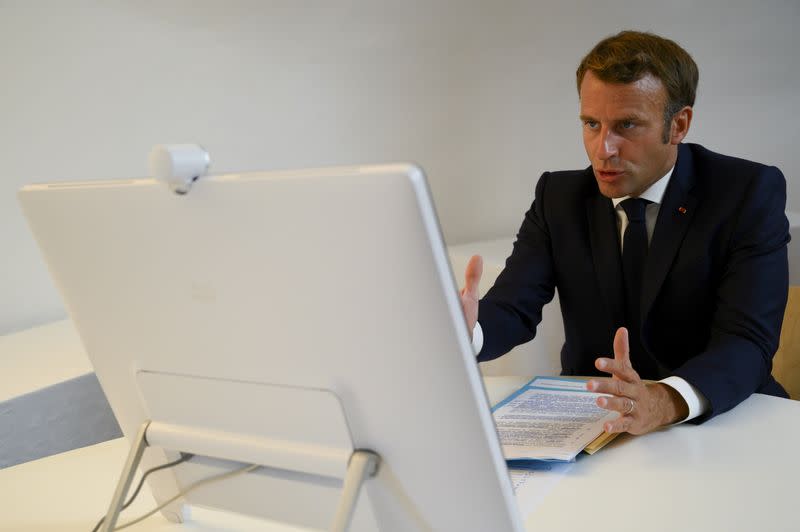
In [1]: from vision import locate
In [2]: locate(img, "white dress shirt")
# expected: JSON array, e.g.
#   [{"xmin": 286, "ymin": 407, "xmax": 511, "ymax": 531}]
[{"xmin": 472, "ymin": 167, "xmax": 709, "ymax": 423}]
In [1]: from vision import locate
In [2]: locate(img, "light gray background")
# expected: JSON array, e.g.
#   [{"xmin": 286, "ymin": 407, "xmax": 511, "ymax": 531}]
[{"xmin": 2, "ymin": 0, "xmax": 798, "ymax": 334}]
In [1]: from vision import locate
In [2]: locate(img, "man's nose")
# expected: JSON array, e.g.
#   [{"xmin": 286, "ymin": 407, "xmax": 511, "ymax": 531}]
[{"xmin": 596, "ymin": 128, "xmax": 619, "ymax": 160}]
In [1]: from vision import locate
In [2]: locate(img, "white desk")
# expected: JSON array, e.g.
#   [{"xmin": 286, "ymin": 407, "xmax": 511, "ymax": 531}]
[
  {"xmin": 0, "ymin": 320, "xmax": 121, "ymax": 468},
  {"xmin": 0, "ymin": 320, "xmax": 89, "ymax": 403},
  {"xmin": 2, "ymin": 376, "xmax": 798, "ymax": 532}
]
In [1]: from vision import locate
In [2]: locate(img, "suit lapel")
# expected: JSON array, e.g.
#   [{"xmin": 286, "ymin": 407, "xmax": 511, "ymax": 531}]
[
  {"xmin": 586, "ymin": 188, "xmax": 625, "ymax": 328},
  {"xmin": 641, "ymin": 144, "xmax": 698, "ymax": 326}
]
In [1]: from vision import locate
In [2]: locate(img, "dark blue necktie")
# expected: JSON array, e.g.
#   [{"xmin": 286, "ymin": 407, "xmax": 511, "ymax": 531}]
[{"xmin": 620, "ymin": 198, "xmax": 651, "ymax": 370}]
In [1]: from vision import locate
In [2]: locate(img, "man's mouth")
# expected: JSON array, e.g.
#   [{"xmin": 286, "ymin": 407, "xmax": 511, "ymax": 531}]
[{"xmin": 596, "ymin": 169, "xmax": 624, "ymax": 182}]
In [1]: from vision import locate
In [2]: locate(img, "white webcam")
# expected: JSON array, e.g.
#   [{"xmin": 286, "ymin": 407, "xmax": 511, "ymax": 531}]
[{"xmin": 148, "ymin": 144, "xmax": 210, "ymax": 195}]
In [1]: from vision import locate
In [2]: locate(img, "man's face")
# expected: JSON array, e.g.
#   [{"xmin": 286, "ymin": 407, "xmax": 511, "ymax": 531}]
[{"xmin": 579, "ymin": 71, "xmax": 678, "ymax": 199}]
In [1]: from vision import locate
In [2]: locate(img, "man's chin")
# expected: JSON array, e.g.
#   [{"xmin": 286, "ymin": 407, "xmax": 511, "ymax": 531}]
[{"xmin": 595, "ymin": 181, "xmax": 630, "ymax": 199}]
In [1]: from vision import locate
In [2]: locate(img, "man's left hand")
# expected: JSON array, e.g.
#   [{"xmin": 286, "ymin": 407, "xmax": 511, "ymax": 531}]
[{"xmin": 587, "ymin": 327, "xmax": 689, "ymax": 435}]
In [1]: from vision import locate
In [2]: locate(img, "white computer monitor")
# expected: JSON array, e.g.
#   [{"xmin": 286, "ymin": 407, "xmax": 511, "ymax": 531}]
[{"xmin": 18, "ymin": 162, "xmax": 523, "ymax": 531}]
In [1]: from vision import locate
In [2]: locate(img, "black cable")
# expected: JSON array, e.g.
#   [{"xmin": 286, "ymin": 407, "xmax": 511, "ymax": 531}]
[{"xmin": 90, "ymin": 452, "xmax": 194, "ymax": 532}]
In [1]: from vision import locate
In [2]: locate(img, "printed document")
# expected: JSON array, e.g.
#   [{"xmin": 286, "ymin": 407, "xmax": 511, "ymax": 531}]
[{"xmin": 492, "ymin": 377, "xmax": 619, "ymax": 462}]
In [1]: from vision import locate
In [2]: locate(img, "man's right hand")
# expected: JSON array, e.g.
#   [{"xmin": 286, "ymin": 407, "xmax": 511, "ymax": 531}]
[{"xmin": 459, "ymin": 255, "xmax": 483, "ymax": 340}]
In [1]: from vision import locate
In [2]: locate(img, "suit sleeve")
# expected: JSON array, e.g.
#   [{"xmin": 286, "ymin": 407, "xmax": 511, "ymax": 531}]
[
  {"xmin": 672, "ymin": 166, "xmax": 790, "ymax": 420},
  {"xmin": 477, "ymin": 172, "xmax": 557, "ymax": 362}
]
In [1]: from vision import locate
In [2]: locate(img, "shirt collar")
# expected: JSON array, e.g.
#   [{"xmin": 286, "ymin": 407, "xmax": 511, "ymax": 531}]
[{"xmin": 611, "ymin": 165, "xmax": 674, "ymax": 208}]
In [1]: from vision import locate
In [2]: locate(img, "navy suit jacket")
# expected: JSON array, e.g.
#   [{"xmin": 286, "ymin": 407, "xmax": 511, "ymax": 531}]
[{"xmin": 477, "ymin": 143, "xmax": 789, "ymax": 421}]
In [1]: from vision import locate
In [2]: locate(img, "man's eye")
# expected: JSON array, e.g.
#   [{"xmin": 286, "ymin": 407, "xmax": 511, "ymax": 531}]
[
  {"xmin": 584, "ymin": 121, "xmax": 598, "ymax": 129},
  {"xmin": 621, "ymin": 121, "xmax": 635, "ymax": 130}
]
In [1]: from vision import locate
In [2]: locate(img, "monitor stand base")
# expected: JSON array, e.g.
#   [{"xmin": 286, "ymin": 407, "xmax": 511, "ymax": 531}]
[{"xmin": 100, "ymin": 420, "xmax": 382, "ymax": 532}]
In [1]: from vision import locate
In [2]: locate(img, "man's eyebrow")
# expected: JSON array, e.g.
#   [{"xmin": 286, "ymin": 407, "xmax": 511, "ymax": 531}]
[{"xmin": 578, "ymin": 114, "xmax": 645, "ymax": 123}]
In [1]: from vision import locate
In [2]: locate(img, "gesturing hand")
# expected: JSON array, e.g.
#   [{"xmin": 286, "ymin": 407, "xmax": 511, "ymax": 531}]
[
  {"xmin": 587, "ymin": 327, "xmax": 689, "ymax": 435},
  {"xmin": 459, "ymin": 255, "xmax": 483, "ymax": 340}
]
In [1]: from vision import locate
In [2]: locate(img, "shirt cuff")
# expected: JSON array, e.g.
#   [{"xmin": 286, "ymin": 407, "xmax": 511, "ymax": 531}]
[
  {"xmin": 659, "ymin": 376, "xmax": 710, "ymax": 424},
  {"xmin": 472, "ymin": 322, "xmax": 484, "ymax": 356}
]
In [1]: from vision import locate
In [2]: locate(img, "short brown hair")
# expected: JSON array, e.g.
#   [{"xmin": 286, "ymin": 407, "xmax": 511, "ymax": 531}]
[{"xmin": 576, "ymin": 30, "xmax": 699, "ymax": 140}]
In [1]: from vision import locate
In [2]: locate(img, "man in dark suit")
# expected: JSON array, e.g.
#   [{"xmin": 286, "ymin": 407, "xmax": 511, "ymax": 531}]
[{"xmin": 460, "ymin": 30, "xmax": 789, "ymax": 434}]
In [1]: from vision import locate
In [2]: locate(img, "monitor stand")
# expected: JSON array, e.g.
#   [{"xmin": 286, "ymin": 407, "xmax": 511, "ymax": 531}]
[{"xmin": 100, "ymin": 372, "xmax": 381, "ymax": 532}]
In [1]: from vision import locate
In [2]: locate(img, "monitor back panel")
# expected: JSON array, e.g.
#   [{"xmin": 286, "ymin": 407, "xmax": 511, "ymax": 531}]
[{"xmin": 19, "ymin": 164, "xmax": 522, "ymax": 531}]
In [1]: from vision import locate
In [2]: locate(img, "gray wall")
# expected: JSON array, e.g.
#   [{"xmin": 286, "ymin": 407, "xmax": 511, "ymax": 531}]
[{"xmin": 2, "ymin": 0, "xmax": 798, "ymax": 334}]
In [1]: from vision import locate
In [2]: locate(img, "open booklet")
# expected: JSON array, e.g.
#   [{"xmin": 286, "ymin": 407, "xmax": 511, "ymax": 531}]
[{"xmin": 491, "ymin": 376, "xmax": 620, "ymax": 464}]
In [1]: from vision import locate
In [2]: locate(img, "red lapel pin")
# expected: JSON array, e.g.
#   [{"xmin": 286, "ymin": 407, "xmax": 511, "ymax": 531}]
[{"xmin": 678, "ymin": 207, "xmax": 687, "ymax": 214}]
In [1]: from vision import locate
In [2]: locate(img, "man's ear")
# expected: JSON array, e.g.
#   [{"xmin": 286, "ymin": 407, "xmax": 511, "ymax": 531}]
[{"xmin": 670, "ymin": 106, "xmax": 693, "ymax": 145}]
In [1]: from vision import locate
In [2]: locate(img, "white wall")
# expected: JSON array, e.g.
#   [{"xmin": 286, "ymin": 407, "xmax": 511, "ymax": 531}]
[{"xmin": 2, "ymin": 0, "xmax": 798, "ymax": 334}]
